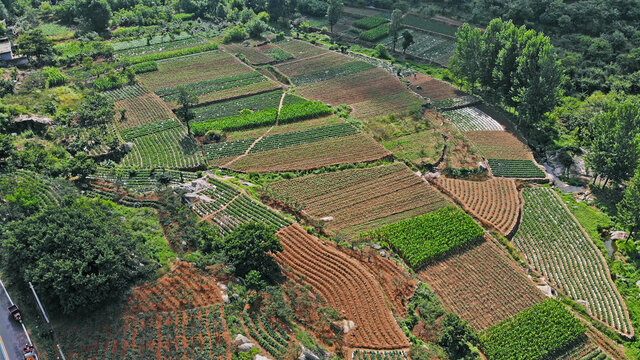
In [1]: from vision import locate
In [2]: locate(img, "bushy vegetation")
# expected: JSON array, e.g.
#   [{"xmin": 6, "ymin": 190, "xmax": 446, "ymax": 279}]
[
  {"xmin": 365, "ymin": 206, "xmax": 484, "ymax": 267},
  {"xmin": 191, "ymin": 108, "xmax": 278, "ymax": 135},
  {"xmin": 353, "ymin": 16, "xmax": 388, "ymax": 30},
  {"xmin": 482, "ymin": 299, "xmax": 586, "ymax": 360},
  {"xmin": 359, "ymin": 23, "xmax": 390, "ymax": 42}
]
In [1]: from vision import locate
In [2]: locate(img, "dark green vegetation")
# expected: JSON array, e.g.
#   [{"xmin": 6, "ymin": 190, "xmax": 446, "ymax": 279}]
[
  {"xmin": 365, "ymin": 206, "xmax": 484, "ymax": 268},
  {"xmin": 488, "ymin": 159, "xmax": 546, "ymax": 178},
  {"xmin": 481, "ymin": 299, "xmax": 586, "ymax": 360}
]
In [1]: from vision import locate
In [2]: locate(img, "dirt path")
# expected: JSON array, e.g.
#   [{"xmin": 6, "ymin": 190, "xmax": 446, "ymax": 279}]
[
  {"xmin": 203, "ymin": 193, "xmax": 241, "ymax": 220},
  {"xmin": 221, "ymin": 91, "xmax": 287, "ymax": 168}
]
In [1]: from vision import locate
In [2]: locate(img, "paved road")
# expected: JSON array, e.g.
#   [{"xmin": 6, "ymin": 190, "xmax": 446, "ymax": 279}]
[{"xmin": 0, "ymin": 281, "xmax": 30, "ymax": 360}]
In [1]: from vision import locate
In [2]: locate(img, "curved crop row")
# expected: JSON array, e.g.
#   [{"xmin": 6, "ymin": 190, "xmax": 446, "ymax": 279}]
[
  {"xmin": 432, "ymin": 177, "xmax": 520, "ymax": 235},
  {"xmin": 275, "ymin": 224, "xmax": 410, "ymax": 349},
  {"xmin": 513, "ymin": 187, "xmax": 632, "ymax": 335}
]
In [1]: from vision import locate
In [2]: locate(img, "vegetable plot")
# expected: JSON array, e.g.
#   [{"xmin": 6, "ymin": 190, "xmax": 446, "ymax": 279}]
[
  {"xmin": 352, "ymin": 350, "xmax": 408, "ymax": 360},
  {"xmin": 365, "ymin": 206, "xmax": 484, "ymax": 268},
  {"xmin": 488, "ymin": 159, "xmax": 546, "ymax": 178},
  {"xmin": 464, "ymin": 131, "xmax": 535, "ymax": 160},
  {"xmin": 482, "ymin": 299, "xmax": 586, "ymax": 360},
  {"xmin": 0, "ymin": 170, "xmax": 76, "ymax": 206},
  {"xmin": 514, "ymin": 187, "xmax": 632, "ymax": 335},
  {"xmin": 274, "ymin": 223, "xmax": 410, "ymax": 349},
  {"xmin": 191, "ymin": 90, "xmax": 283, "ymax": 122},
  {"xmin": 360, "ymin": 23, "xmax": 390, "ymax": 42},
  {"xmin": 114, "ymin": 92, "xmax": 177, "ymax": 130},
  {"xmin": 442, "ymin": 106, "xmax": 504, "ymax": 131},
  {"xmin": 121, "ymin": 127, "xmax": 203, "ymax": 169},
  {"xmin": 120, "ymin": 118, "xmax": 182, "ymax": 141},
  {"xmin": 89, "ymin": 168, "xmax": 197, "ymax": 193}
]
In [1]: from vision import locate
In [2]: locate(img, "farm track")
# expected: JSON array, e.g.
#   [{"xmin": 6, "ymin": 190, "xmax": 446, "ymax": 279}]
[{"xmin": 275, "ymin": 224, "xmax": 410, "ymax": 349}]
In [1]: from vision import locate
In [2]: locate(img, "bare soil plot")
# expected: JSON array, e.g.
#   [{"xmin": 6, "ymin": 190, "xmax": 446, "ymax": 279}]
[
  {"xmin": 275, "ymin": 51, "xmax": 354, "ymax": 79},
  {"xmin": 57, "ymin": 261, "xmax": 231, "ymax": 359},
  {"xmin": 275, "ymin": 223, "xmax": 410, "ymax": 349},
  {"xmin": 274, "ymin": 39, "xmax": 328, "ymax": 59},
  {"xmin": 221, "ymin": 133, "xmax": 391, "ymax": 173},
  {"xmin": 418, "ymin": 237, "xmax": 545, "ymax": 331},
  {"xmin": 464, "ymin": 131, "xmax": 535, "ymax": 160},
  {"xmin": 114, "ymin": 92, "xmax": 176, "ymax": 130},
  {"xmin": 404, "ymin": 73, "xmax": 466, "ymax": 101},
  {"xmin": 432, "ymin": 177, "xmax": 521, "ymax": 235},
  {"xmin": 265, "ymin": 163, "xmax": 450, "ymax": 235},
  {"xmin": 222, "ymin": 43, "xmax": 274, "ymax": 65}
]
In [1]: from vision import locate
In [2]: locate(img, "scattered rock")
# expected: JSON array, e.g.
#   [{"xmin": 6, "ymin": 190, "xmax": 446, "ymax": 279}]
[
  {"xmin": 537, "ymin": 285, "xmax": 556, "ymax": 298},
  {"xmin": 233, "ymin": 334, "xmax": 251, "ymax": 346},
  {"xmin": 372, "ymin": 244, "xmax": 382, "ymax": 250},
  {"xmin": 298, "ymin": 346, "xmax": 321, "ymax": 360},
  {"xmin": 232, "ymin": 293, "xmax": 240, "ymax": 300},
  {"xmin": 222, "ymin": 294, "xmax": 229, "ymax": 303},
  {"xmin": 611, "ymin": 231, "xmax": 628, "ymax": 241},
  {"xmin": 218, "ymin": 283, "xmax": 228, "ymax": 292},
  {"xmin": 379, "ymin": 250, "xmax": 387, "ymax": 258},
  {"xmin": 242, "ymin": 181, "xmax": 255, "ymax": 187},
  {"xmin": 255, "ymin": 355, "xmax": 272, "ymax": 360},
  {"xmin": 320, "ymin": 216, "xmax": 334, "ymax": 222},
  {"xmin": 577, "ymin": 299, "xmax": 589, "ymax": 308},
  {"xmin": 238, "ymin": 343, "xmax": 255, "ymax": 352},
  {"xmin": 635, "ymin": 280, "xmax": 640, "ymax": 289},
  {"xmin": 332, "ymin": 319, "xmax": 355, "ymax": 334}
]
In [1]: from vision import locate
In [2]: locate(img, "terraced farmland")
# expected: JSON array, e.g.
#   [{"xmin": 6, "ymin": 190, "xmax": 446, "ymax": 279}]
[
  {"xmin": 0, "ymin": 169, "xmax": 77, "ymax": 206},
  {"xmin": 432, "ymin": 177, "xmax": 521, "ymax": 235},
  {"xmin": 121, "ymin": 126, "xmax": 203, "ymax": 169},
  {"xmin": 265, "ymin": 163, "xmax": 450, "ymax": 234},
  {"xmin": 465, "ymin": 131, "xmax": 535, "ymax": 160},
  {"xmin": 275, "ymin": 223, "xmax": 410, "ymax": 349},
  {"xmin": 489, "ymin": 159, "xmax": 546, "ymax": 178},
  {"xmin": 513, "ymin": 187, "xmax": 632, "ymax": 335},
  {"xmin": 442, "ymin": 106, "xmax": 504, "ymax": 131},
  {"xmin": 58, "ymin": 261, "xmax": 230, "ymax": 360},
  {"xmin": 419, "ymin": 237, "xmax": 545, "ymax": 330},
  {"xmin": 89, "ymin": 168, "xmax": 197, "ymax": 193},
  {"xmin": 113, "ymin": 92, "xmax": 177, "ymax": 130}
]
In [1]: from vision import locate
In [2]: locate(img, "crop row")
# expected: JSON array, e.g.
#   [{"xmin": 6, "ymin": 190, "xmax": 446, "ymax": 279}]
[
  {"xmin": 192, "ymin": 90, "xmax": 283, "ymax": 122},
  {"xmin": 433, "ymin": 177, "xmax": 520, "ymax": 235},
  {"xmin": 101, "ymin": 83, "xmax": 147, "ymax": 101},
  {"xmin": 263, "ymin": 48, "xmax": 293, "ymax": 61},
  {"xmin": 124, "ymin": 43, "xmax": 219, "ymax": 64},
  {"xmin": 121, "ymin": 127, "xmax": 203, "ymax": 169},
  {"xmin": 116, "ymin": 36, "xmax": 206, "ymax": 58},
  {"xmin": 204, "ymin": 137, "xmax": 256, "ymax": 160},
  {"xmin": 211, "ymin": 194, "xmax": 290, "ymax": 235},
  {"xmin": 192, "ymin": 108, "xmax": 278, "ymax": 135},
  {"xmin": 120, "ymin": 118, "xmax": 182, "ymax": 141},
  {"xmin": 274, "ymin": 223, "xmax": 410, "ymax": 348},
  {"xmin": 190, "ymin": 178, "xmax": 240, "ymax": 217},
  {"xmin": 482, "ymin": 299, "xmax": 586, "ymax": 360},
  {"xmin": 366, "ymin": 206, "xmax": 484, "ymax": 268},
  {"xmin": 442, "ymin": 106, "xmax": 504, "ymax": 131},
  {"xmin": 360, "ymin": 23, "xmax": 390, "ymax": 42},
  {"xmin": 155, "ymin": 71, "xmax": 265, "ymax": 101},
  {"xmin": 114, "ymin": 92, "xmax": 177, "ymax": 129},
  {"xmin": 290, "ymin": 61, "xmax": 375, "ymax": 86},
  {"xmin": 488, "ymin": 159, "xmax": 546, "ymax": 178},
  {"xmin": 131, "ymin": 61, "xmax": 158, "ymax": 74},
  {"xmin": 352, "ymin": 350, "xmax": 408, "ymax": 360},
  {"xmin": 90, "ymin": 167, "xmax": 197, "ymax": 193},
  {"xmin": 243, "ymin": 310, "xmax": 289, "ymax": 358},
  {"xmin": 0, "ymin": 169, "xmax": 74, "ymax": 206},
  {"xmin": 278, "ymin": 101, "xmax": 332, "ymax": 123},
  {"xmin": 353, "ymin": 16, "xmax": 388, "ymax": 30},
  {"xmin": 249, "ymin": 123, "xmax": 359, "ymax": 153},
  {"xmin": 111, "ymin": 32, "xmax": 195, "ymax": 51},
  {"xmin": 464, "ymin": 130, "xmax": 534, "ymax": 161},
  {"xmin": 513, "ymin": 187, "xmax": 632, "ymax": 335}
]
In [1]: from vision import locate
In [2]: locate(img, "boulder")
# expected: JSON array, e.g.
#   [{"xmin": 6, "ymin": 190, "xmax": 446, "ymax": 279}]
[
  {"xmin": 577, "ymin": 299, "xmax": 589, "ymax": 308},
  {"xmin": 298, "ymin": 346, "xmax": 321, "ymax": 360},
  {"xmin": 610, "ymin": 231, "xmax": 628, "ymax": 241},
  {"xmin": 372, "ymin": 244, "xmax": 382, "ymax": 250},
  {"xmin": 332, "ymin": 319, "xmax": 355, "ymax": 334},
  {"xmin": 233, "ymin": 334, "xmax": 251, "ymax": 346},
  {"xmin": 238, "ymin": 343, "xmax": 255, "ymax": 352},
  {"xmin": 255, "ymin": 355, "xmax": 272, "ymax": 360}
]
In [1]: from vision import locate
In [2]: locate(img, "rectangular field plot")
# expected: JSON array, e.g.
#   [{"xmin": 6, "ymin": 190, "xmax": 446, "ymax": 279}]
[
  {"xmin": 419, "ymin": 237, "xmax": 545, "ymax": 331},
  {"xmin": 481, "ymin": 299, "xmax": 587, "ymax": 360},
  {"xmin": 101, "ymin": 84, "xmax": 148, "ymax": 102},
  {"xmin": 276, "ymin": 51, "xmax": 358, "ymax": 79},
  {"xmin": 488, "ymin": 159, "xmax": 546, "ymax": 178},
  {"xmin": 380, "ymin": 31, "xmax": 455, "ymax": 65},
  {"xmin": 442, "ymin": 107, "xmax": 504, "ymax": 131},
  {"xmin": 114, "ymin": 92, "xmax": 177, "ymax": 130},
  {"xmin": 404, "ymin": 73, "xmax": 466, "ymax": 101},
  {"xmin": 365, "ymin": 206, "xmax": 484, "ymax": 268},
  {"xmin": 189, "ymin": 178, "xmax": 290, "ymax": 235},
  {"xmin": 265, "ymin": 163, "xmax": 449, "ymax": 235},
  {"xmin": 513, "ymin": 187, "xmax": 632, "ymax": 336},
  {"xmin": 274, "ymin": 39, "xmax": 328, "ymax": 59},
  {"xmin": 89, "ymin": 168, "xmax": 197, "ymax": 193},
  {"xmin": 222, "ymin": 43, "xmax": 275, "ymax": 65},
  {"xmin": 121, "ymin": 127, "xmax": 203, "ymax": 169},
  {"xmin": 465, "ymin": 131, "xmax": 535, "ymax": 160},
  {"xmin": 432, "ymin": 177, "xmax": 520, "ymax": 235},
  {"xmin": 223, "ymin": 133, "xmax": 392, "ymax": 174},
  {"xmin": 225, "ymin": 115, "xmax": 343, "ymax": 141},
  {"xmin": 191, "ymin": 90, "xmax": 283, "ymax": 123},
  {"xmin": 403, "ymin": 14, "xmax": 459, "ymax": 36},
  {"xmin": 113, "ymin": 34, "xmax": 208, "ymax": 58}
]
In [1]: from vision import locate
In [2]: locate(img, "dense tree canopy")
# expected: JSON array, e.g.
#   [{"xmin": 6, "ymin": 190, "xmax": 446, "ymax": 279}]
[
  {"xmin": 618, "ymin": 167, "xmax": 640, "ymax": 242},
  {"xmin": 1, "ymin": 197, "xmax": 151, "ymax": 314}
]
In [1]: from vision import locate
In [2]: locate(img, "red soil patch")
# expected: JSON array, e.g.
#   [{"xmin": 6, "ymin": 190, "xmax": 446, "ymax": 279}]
[
  {"xmin": 431, "ymin": 177, "xmax": 521, "ymax": 235},
  {"xmin": 275, "ymin": 224, "xmax": 410, "ymax": 349}
]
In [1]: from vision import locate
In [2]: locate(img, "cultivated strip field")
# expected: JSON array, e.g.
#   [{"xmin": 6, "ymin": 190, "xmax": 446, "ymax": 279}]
[
  {"xmin": 113, "ymin": 92, "xmax": 177, "ymax": 130},
  {"xmin": 120, "ymin": 126, "xmax": 203, "ymax": 169},
  {"xmin": 274, "ymin": 39, "xmax": 328, "ymax": 59},
  {"xmin": 489, "ymin": 159, "xmax": 546, "ymax": 178},
  {"xmin": 89, "ymin": 168, "xmax": 198, "ymax": 193},
  {"xmin": 58, "ymin": 261, "xmax": 230, "ymax": 359},
  {"xmin": 432, "ymin": 177, "xmax": 521, "ymax": 235},
  {"xmin": 464, "ymin": 131, "xmax": 535, "ymax": 160},
  {"xmin": 275, "ymin": 223, "xmax": 410, "ymax": 349},
  {"xmin": 404, "ymin": 73, "xmax": 466, "ymax": 101},
  {"xmin": 265, "ymin": 163, "xmax": 450, "ymax": 235},
  {"xmin": 0, "ymin": 169, "xmax": 77, "ymax": 205},
  {"xmin": 442, "ymin": 107, "xmax": 504, "ymax": 131},
  {"xmin": 514, "ymin": 187, "xmax": 632, "ymax": 336},
  {"xmin": 419, "ymin": 237, "xmax": 545, "ymax": 331},
  {"xmin": 222, "ymin": 133, "xmax": 391, "ymax": 173}
]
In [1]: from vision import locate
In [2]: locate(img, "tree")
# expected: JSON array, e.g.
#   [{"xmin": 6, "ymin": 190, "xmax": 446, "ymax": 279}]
[
  {"xmin": 0, "ymin": 133, "xmax": 13, "ymax": 169},
  {"xmin": 389, "ymin": 9, "xmax": 403, "ymax": 52},
  {"xmin": 176, "ymin": 86, "xmax": 198, "ymax": 134},
  {"xmin": 76, "ymin": 93, "xmax": 115, "ymax": 127},
  {"xmin": 78, "ymin": 0, "xmax": 112, "ymax": 32},
  {"xmin": 220, "ymin": 223, "xmax": 283, "ymax": 282},
  {"xmin": 17, "ymin": 29, "xmax": 56, "ymax": 65},
  {"xmin": 438, "ymin": 314, "xmax": 479, "ymax": 359},
  {"xmin": 326, "ymin": 0, "xmax": 343, "ymax": 33},
  {"xmin": 1, "ymin": 197, "xmax": 151, "ymax": 314},
  {"xmin": 618, "ymin": 168, "xmax": 640, "ymax": 242},
  {"xmin": 267, "ymin": 0, "xmax": 286, "ymax": 22},
  {"xmin": 68, "ymin": 152, "xmax": 96, "ymax": 180},
  {"xmin": 449, "ymin": 24, "xmax": 483, "ymax": 91},
  {"xmin": 246, "ymin": 18, "xmax": 268, "ymax": 38},
  {"xmin": 401, "ymin": 29, "xmax": 414, "ymax": 54}
]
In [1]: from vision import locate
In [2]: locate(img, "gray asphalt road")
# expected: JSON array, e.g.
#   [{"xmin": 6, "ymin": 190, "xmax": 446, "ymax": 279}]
[{"xmin": 0, "ymin": 281, "xmax": 30, "ymax": 360}]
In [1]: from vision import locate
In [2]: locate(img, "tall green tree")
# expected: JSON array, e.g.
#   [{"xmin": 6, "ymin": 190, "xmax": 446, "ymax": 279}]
[
  {"xmin": 78, "ymin": 0, "xmax": 112, "ymax": 32},
  {"xmin": 587, "ymin": 101, "xmax": 640, "ymax": 186},
  {"xmin": 438, "ymin": 314, "xmax": 479, "ymax": 359},
  {"xmin": 389, "ymin": 9, "xmax": 403, "ymax": 52},
  {"xmin": 220, "ymin": 222, "xmax": 282, "ymax": 282},
  {"xmin": 450, "ymin": 24, "xmax": 483, "ymax": 91},
  {"xmin": 176, "ymin": 86, "xmax": 198, "ymax": 134},
  {"xmin": 326, "ymin": 0, "xmax": 343, "ymax": 33},
  {"xmin": 401, "ymin": 29, "xmax": 414, "ymax": 54},
  {"xmin": 618, "ymin": 167, "xmax": 640, "ymax": 242},
  {"xmin": 17, "ymin": 29, "xmax": 56, "ymax": 65},
  {"xmin": 479, "ymin": 18, "xmax": 507, "ymax": 91},
  {"xmin": 1, "ymin": 197, "xmax": 151, "ymax": 314}
]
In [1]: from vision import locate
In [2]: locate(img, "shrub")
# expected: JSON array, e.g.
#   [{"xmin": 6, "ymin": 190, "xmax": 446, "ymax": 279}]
[
  {"xmin": 247, "ymin": 18, "xmax": 268, "ymax": 38},
  {"xmin": 223, "ymin": 25, "xmax": 248, "ymax": 43},
  {"xmin": 205, "ymin": 130, "xmax": 225, "ymax": 143},
  {"xmin": 131, "ymin": 61, "xmax": 158, "ymax": 74},
  {"xmin": 375, "ymin": 43, "xmax": 391, "ymax": 59}
]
